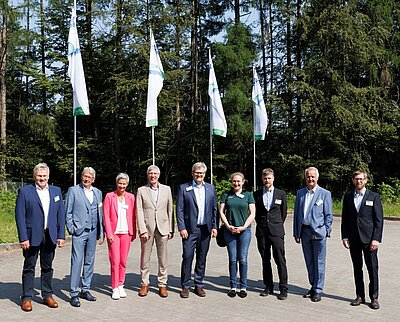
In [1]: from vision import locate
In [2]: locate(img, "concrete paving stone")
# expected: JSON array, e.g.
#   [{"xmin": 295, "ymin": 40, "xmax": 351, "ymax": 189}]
[{"xmin": 1, "ymin": 216, "xmax": 399, "ymax": 321}]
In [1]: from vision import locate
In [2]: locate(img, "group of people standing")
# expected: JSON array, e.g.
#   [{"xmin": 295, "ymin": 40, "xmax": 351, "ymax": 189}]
[{"xmin": 14, "ymin": 162, "xmax": 383, "ymax": 312}]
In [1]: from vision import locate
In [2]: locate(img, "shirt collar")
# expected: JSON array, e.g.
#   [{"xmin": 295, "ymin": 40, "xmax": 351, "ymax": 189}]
[
  {"xmin": 307, "ymin": 186, "xmax": 317, "ymax": 193},
  {"xmin": 147, "ymin": 182, "xmax": 159, "ymax": 190},
  {"xmin": 192, "ymin": 180, "xmax": 204, "ymax": 188},
  {"xmin": 263, "ymin": 186, "xmax": 274, "ymax": 194},
  {"xmin": 35, "ymin": 184, "xmax": 49, "ymax": 191},
  {"xmin": 354, "ymin": 187, "xmax": 366, "ymax": 196}
]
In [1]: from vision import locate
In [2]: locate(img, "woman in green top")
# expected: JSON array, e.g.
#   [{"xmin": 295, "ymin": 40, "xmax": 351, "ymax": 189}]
[{"xmin": 219, "ymin": 172, "xmax": 255, "ymax": 298}]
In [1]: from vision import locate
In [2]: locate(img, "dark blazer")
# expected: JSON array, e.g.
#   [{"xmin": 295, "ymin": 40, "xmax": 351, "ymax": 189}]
[
  {"xmin": 176, "ymin": 182, "xmax": 218, "ymax": 233},
  {"xmin": 253, "ymin": 187, "xmax": 287, "ymax": 237},
  {"xmin": 15, "ymin": 183, "xmax": 66, "ymax": 246},
  {"xmin": 341, "ymin": 189, "xmax": 383, "ymax": 244}
]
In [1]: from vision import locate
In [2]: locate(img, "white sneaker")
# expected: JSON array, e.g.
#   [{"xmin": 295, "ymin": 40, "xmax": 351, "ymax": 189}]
[
  {"xmin": 112, "ymin": 288, "xmax": 120, "ymax": 300},
  {"xmin": 118, "ymin": 285, "xmax": 127, "ymax": 298}
]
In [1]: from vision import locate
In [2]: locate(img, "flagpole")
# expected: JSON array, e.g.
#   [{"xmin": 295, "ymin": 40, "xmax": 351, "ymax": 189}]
[
  {"xmin": 151, "ymin": 126, "xmax": 155, "ymax": 165},
  {"xmin": 253, "ymin": 114, "xmax": 256, "ymax": 191},
  {"xmin": 73, "ymin": 116, "xmax": 77, "ymax": 185},
  {"xmin": 210, "ymin": 103, "xmax": 213, "ymax": 185}
]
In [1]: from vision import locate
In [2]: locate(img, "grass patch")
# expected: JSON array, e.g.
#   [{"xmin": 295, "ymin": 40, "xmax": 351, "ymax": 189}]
[{"xmin": 0, "ymin": 191, "xmax": 18, "ymax": 243}]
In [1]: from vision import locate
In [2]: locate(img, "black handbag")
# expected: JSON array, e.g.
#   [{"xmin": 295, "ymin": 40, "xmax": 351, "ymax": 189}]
[{"xmin": 216, "ymin": 225, "xmax": 227, "ymax": 247}]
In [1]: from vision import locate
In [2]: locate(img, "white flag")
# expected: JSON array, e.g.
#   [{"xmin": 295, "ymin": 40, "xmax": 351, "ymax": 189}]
[
  {"xmin": 252, "ymin": 67, "xmax": 268, "ymax": 140},
  {"xmin": 146, "ymin": 29, "xmax": 164, "ymax": 127},
  {"xmin": 208, "ymin": 50, "xmax": 227, "ymax": 137},
  {"xmin": 67, "ymin": 3, "xmax": 89, "ymax": 116}
]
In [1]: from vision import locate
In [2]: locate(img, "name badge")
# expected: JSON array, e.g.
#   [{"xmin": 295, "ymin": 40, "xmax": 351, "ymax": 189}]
[
  {"xmin": 98, "ymin": 202, "xmax": 103, "ymax": 207},
  {"xmin": 54, "ymin": 195, "xmax": 60, "ymax": 202},
  {"xmin": 315, "ymin": 199, "xmax": 323, "ymax": 206},
  {"xmin": 186, "ymin": 186, "xmax": 193, "ymax": 192},
  {"xmin": 228, "ymin": 196, "xmax": 234, "ymax": 198},
  {"xmin": 366, "ymin": 200, "xmax": 373, "ymax": 206},
  {"xmin": 122, "ymin": 204, "xmax": 129, "ymax": 209},
  {"xmin": 275, "ymin": 199, "xmax": 282, "ymax": 205},
  {"xmin": 236, "ymin": 193, "xmax": 244, "ymax": 199}
]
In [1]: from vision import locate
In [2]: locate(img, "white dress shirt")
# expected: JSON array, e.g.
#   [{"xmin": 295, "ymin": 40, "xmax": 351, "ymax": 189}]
[{"xmin": 36, "ymin": 184, "xmax": 50, "ymax": 230}]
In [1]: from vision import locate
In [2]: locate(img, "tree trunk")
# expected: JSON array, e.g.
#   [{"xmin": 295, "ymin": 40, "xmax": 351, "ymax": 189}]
[
  {"xmin": 40, "ymin": 0, "xmax": 47, "ymax": 113},
  {"xmin": 0, "ymin": 11, "xmax": 7, "ymax": 189}
]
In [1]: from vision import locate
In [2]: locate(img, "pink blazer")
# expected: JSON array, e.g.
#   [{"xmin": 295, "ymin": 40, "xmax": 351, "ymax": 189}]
[{"xmin": 103, "ymin": 190, "xmax": 136, "ymax": 240}]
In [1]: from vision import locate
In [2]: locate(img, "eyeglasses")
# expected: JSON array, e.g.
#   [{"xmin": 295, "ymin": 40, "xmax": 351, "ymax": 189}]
[
  {"xmin": 354, "ymin": 177, "xmax": 366, "ymax": 181},
  {"xmin": 194, "ymin": 172, "xmax": 205, "ymax": 175}
]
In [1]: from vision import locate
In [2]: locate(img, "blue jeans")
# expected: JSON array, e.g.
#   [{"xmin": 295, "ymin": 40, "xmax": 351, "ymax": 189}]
[{"xmin": 224, "ymin": 227, "xmax": 252, "ymax": 289}]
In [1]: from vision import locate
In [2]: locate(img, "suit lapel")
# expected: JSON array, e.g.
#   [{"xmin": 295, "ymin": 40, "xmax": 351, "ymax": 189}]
[
  {"xmin": 78, "ymin": 184, "xmax": 91, "ymax": 211},
  {"xmin": 31, "ymin": 184, "xmax": 44, "ymax": 213},
  {"xmin": 146, "ymin": 186, "xmax": 157, "ymax": 208},
  {"xmin": 358, "ymin": 189, "xmax": 370, "ymax": 214}
]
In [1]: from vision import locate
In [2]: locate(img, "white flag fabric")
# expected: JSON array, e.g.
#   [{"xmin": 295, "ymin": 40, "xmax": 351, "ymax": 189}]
[
  {"xmin": 67, "ymin": 3, "xmax": 90, "ymax": 116},
  {"xmin": 208, "ymin": 50, "xmax": 227, "ymax": 137},
  {"xmin": 252, "ymin": 67, "xmax": 268, "ymax": 140},
  {"xmin": 146, "ymin": 29, "xmax": 164, "ymax": 127}
]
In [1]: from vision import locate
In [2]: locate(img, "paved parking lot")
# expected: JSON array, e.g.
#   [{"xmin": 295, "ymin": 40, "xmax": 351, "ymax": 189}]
[{"xmin": 1, "ymin": 215, "xmax": 399, "ymax": 321}]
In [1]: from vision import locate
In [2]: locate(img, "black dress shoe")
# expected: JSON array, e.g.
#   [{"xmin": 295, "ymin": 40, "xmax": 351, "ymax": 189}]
[
  {"xmin": 303, "ymin": 289, "xmax": 314, "ymax": 298},
  {"xmin": 238, "ymin": 290, "xmax": 248, "ymax": 298},
  {"xmin": 70, "ymin": 296, "xmax": 81, "ymax": 307},
  {"xmin": 350, "ymin": 296, "xmax": 365, "ymax": 306},
  {"xmin": 277, "ymin": 292, "xmax": 288, "ymax": 300},
  {"xmin": 370, "ymin": 299, "xmax": 380, "ymax": 310},
  {"xmin": 260, "ymin": 287, "xmax": 274, "ymax": 297},
  {"xmin": 80, "ymin": 291, "xmax": 96, "ymax": 301},
  {"xmin": 227, "ymin": 289, "xmax": 236, "ymax": 298},
  {"xmin": 311, "ymin": 293, "xmax": 321, "ymax": 302}
]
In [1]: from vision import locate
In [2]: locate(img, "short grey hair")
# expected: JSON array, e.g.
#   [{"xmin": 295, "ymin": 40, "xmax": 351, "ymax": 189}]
[
  {"xmin": 82, "ymin": 167, "xmax": 96, "ymax": 178},
  {"xmin": 33, "ymin": 163, "xmax": 49, "ymax": 178},
  {"xmin": 192, "ymin": 162, "xmax": 207, "ymax": 173},
  {"xmin": 305, "ymin": 166, "xmax": 319, "ymax": 178},
  {"xmin": 147, "ymin": 165, "xmax": 160, "ymax": 174},
  {"xmin": 116, "ymin": 172, "xmax": 129, "ymax": 184}
]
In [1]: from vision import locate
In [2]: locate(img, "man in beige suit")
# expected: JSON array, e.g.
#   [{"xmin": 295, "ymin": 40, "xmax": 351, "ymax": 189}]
[{"xmin": 136, "ymin": 165, "xmax": 174, "ymax": 298}]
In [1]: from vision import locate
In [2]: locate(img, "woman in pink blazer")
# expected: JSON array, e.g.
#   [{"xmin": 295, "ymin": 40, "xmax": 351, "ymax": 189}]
[{"xmin": 103, "ymin": 173, "xmax": 136, "ymax": 300}]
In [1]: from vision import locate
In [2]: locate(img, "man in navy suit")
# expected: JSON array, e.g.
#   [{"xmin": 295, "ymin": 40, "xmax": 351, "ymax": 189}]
[
  {"xmin": 253, "ymin": 168, "xmax": 288, "ymax": 300},
  {"xmin": 65, "ymin": 167, "xmax": 104, "ymax": 307},
  {"xmin": 176, "ymin": 162, "xmax": 218, "ymax": 298},
  {"xmin": 341, "ymin": 170, "xmax": 383, "ymax": 310},
  {"xmin": 15, "ymin": 163, "xmax": 65, "ymax": 312},
  {"xmin": 293, "ymin": 167, "xmax": 333, "ymax": 302}
]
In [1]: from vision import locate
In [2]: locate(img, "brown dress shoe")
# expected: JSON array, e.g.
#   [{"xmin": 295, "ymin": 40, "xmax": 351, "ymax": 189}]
[
  {"xmin": 194, "ymin": 287, "xmax": 206, "ymax": 297},
  {"xmin": 180, "ymin": 288, "xmax": 189, "ymax": 298},
  {"xmin": 159, "ymin": 287, "xmax": 168, "ymax": 298},
  {"xmin": 138, "ymin": 285, "xmax": 149, "ymax": 297},
  {"xmin": 43, "ymin": 296, "xmax": 59, "ymax": 308},
  {"xmin": 21, "ymin": 299, "xmax": 32, "ymax": 312}
]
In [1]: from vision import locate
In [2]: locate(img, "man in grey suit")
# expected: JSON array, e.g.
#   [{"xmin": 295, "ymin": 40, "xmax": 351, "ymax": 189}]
[
  {"xmin": 293, "ymin": 167, "xmax": 333, "ymax": 302},
  {"xmin": 136, "ymin": 165, "xmax": 174, "ymax": 298},
  {"xmin": 65, "ymin": 167, "xmax": 104, "ymax": 307},
  {"xmin": 176, "ymin": 162, "xmax": 218, "ymax": 298}
]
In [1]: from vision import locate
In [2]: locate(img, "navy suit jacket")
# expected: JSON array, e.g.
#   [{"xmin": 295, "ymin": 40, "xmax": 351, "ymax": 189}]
[
  {"xmin": 341, "ymin": 189, "xmax": 383, "ymax": 244},
  {"xmin": 15, "ymin": 183, "xmax": 65, "ymax": 246},
  {"xmin": 293, "ymin": 185, "xmax": 333, "ymax": 239},
  {"xmin": 65, "ymin": 183, "xmax": 104, "ymax": 239},
  {"xmin": 176, "ymin": 182, "xmax": 218, "ymax": 234}
]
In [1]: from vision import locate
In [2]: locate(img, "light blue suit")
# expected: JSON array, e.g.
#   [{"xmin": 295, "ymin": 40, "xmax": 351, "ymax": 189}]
[
  {"xmin": 65, "ymin": 183, "xmax": 104, "ymax": 297},
  {"xmin": 293, "ymin": 185, "xmax": 332, "ymax": 294}
]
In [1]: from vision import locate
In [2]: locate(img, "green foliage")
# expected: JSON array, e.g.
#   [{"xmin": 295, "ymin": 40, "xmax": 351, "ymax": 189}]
[
  {"xmin": 0, "ymin": 191, "xmax": 17, "ymax": 243},
  {"xmin": 213, "ymin": 176, "xmax": 232, "ymax": 201}
]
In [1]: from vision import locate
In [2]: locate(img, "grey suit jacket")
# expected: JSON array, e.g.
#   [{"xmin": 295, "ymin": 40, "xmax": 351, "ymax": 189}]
[
  {"xmin": 65, "ymin": 183, "xmax": 104, "ymax": 239},
  {"xmin": 136, "ymin": 183, "xmax": 174, "ymax": 236}
]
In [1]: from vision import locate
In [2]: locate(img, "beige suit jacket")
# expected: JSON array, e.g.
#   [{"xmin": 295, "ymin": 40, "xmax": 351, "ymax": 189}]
[{"xmin": 136, "ymin": 183, "xmax": 174, "ymax": 236}]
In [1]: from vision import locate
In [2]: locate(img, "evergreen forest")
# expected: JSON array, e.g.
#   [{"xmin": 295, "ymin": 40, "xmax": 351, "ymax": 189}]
[{"xmin": 1, "ymin": 0, "xmax": 399, "ymax": 197}]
